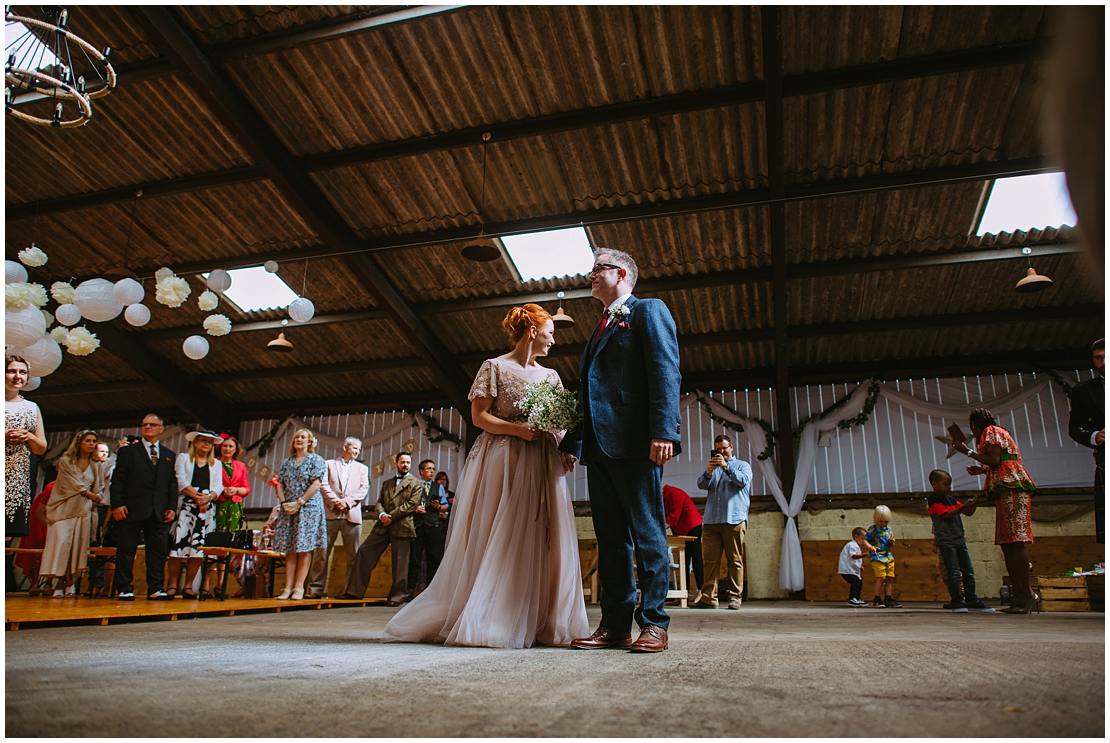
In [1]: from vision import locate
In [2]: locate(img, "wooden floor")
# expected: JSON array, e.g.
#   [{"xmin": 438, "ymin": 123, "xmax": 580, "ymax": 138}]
[{"xmin": 5, "ymin": 593, "xmax": 388, "ymax": 631}]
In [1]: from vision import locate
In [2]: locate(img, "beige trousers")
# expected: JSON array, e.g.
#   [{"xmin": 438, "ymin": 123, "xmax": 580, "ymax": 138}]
[{"xmin": 699, "ymin": 521, "xmax": 746, "ymax": 603}]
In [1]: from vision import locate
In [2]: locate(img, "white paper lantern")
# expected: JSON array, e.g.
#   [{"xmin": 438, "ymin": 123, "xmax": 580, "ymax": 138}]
[
  {"xmin": 124, "ymin": 303, "xmax": 151, "ymax": 327},
  {"xmin": 264, "ymin": 260, "xmax": 279, "ymax": 273},
  {"xmin": 12, "ymin": 335, "xmax": 62, "ymax": 377},
  {"xmin": 73, "ymin": 279, "xmax": 123, "ymax": 322},
  {"xmin": 5, "ymin": 304, "xmax": 47, "ymax": 347},
  {"xmin": 288, "ymin": 297, "xmax": 315, "ymax": 323},
  {"xmin": 207, "ymin": 269, "xmax": 232, "ymax": 293},
  {"xmin": 113, "ymin": 278, "xmax": 145, "ymax": 306},
  {"xmin": 5, "ymin": 260, "xmax": 27, "ymax": 285},
  {"xmin": 183, "ymin": 335, "xmax": 210, "ymax": 360},
  {"xmin": 22, "ymin": 377, "xmax": 40, "ymax": 392},
  {"xmin": 55, "ymin": 303, "xmax": 83, "ymax": 326}
]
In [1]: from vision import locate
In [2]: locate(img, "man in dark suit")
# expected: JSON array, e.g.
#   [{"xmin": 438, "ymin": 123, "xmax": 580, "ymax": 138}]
[
  {"xmin": 407, "ymin": 458, "xmax": 448, "ymax": 599},
  {"xmin": 561, "ymin": 248, "xmax": 682, "ymax": 653},
  {"xmin": 109, "ymin": 414, "xmax": 178, "ymax": 600},
  {"xmin": 337, "ymin": 453, "xmax": 425, "ymax": 605},
  {"xmin": 1069, "ymin": 338, "xmax": 1105, "ymax": 544}
]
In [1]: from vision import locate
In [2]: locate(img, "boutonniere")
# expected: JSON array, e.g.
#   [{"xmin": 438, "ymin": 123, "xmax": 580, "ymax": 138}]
[{"xmin": 610, "ymin": 302, "xmax": 631, "ymax": 325}]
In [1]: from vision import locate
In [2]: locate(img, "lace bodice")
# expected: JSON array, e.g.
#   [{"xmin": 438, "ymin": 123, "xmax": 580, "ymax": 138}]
[{"xmin": 468, "ymin": 358, "xmax": 562, "ymax": 424}]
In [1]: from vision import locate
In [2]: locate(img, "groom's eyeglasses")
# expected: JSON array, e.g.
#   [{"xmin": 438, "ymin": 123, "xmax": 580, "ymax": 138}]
[{"xmin": 588, "ymin": 263, "xmax": 621, "ymax": 277}]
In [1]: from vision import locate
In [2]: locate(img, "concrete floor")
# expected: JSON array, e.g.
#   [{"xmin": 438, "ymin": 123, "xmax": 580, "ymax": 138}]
[{"xmin": 5, "ymin": 601, "xmax": 1104, "ymax": 737}]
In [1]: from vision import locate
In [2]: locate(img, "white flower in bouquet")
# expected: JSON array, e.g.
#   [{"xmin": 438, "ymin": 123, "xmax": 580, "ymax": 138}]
[
  {"xmin": 51, "ymin": 281, "xmax": 76, "ymax": 304},
  {"xmin": 198, "ymin": 290, "xmax": 219, "ymax": 311},
  {"xmin": 62, "ymin": 326, "xmax": 100, "ymax": 356},
  {"xmin": 516, "ymin": 380, "xmax": 582, "ymax": 434},
  {"xmin": 203, "ymin": 313, "xmax": 232, "ymax": 336},
  {"xmin": 6, "ymin": 282, "xmax": 48, "ymax": 309},
  {"xmin": 18, "ymin": 245, "xmax": 48, "ymax": 267}
]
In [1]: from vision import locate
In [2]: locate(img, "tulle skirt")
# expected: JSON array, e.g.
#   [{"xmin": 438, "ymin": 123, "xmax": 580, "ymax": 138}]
[{"xmin": 382, "ymin": 431, "xmax": 589, "ymax": 649}]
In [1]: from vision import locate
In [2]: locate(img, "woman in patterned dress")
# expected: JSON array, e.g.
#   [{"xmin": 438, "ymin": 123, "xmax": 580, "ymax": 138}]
[
  {"xmin": 383, "ymin": 305, "xmax": 588, "ymax": 648},
  {"xmin": 167, "ymin": 430, "xmax": 224, "ymax": 599},
  {"xmin": 5, "ymin": 355, "xmax": 47, "ymax": 540},
  {"xmin": 273, "ymin": 429, "xmax": 327, "ymax": 600},
  {"xmin": 958, "ymin": 407, "xmax": 1038, "ymax": 614},
  {"xmin": 40, "ymin": 430, "xmax": 103, "ymax": 597},
  {"xmin": 207, "ymin": 434, "xmax": 251, "ymax": 597}
]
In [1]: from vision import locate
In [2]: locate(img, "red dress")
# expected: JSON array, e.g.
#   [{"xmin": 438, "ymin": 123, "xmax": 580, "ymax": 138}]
[
  {"xmin": 663, "ymin": 484, "xmax": 702, "ymax": 536},
  {"xmin": 979, "ymin": 425, "xmax": 1035, "ymax": 545}
]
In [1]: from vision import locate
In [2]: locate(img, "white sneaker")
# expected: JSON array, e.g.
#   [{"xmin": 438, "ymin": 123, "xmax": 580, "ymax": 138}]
[
  {"xmin": 847, "ymin": 598, "xmax": 868, "ymax": 607},
  {"xmin": 276, "ymin": 588, "xmax": 293, "ymax": 600}
]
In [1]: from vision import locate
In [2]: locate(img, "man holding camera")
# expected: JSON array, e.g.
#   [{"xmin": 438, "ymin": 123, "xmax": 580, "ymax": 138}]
[{"xmin": 692, "ymin": 434, "xmax": 752, "ymax": 610}]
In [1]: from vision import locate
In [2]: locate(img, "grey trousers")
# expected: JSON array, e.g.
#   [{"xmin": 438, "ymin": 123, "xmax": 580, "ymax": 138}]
[
  {"xmin": 343, "ymin": 528, "xmax": 411, "ymax": 602},
  {"xmin": 306, "ymin": 519, "xmax": 361, "ymax": 597}
]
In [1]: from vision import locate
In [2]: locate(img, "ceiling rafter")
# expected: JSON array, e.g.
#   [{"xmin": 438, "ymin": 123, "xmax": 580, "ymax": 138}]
[
  {"xmin": 7, "ymin": 38, "xmax": 1049, "ymax": 220},
  {"xmin": 134, "ymin": 6, "xmax": 476, "ymax": 420}
]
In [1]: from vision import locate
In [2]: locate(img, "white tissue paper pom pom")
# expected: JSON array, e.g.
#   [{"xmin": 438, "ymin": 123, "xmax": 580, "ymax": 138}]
[
  {"xmin": 183, "ymin": 335, "xmax": 209, "ymax": 360},
  {"xmin": 198, "ymin": 290, "xmax": 219, "ymax": 311},
  {"xmin": 50, "ymin": 326, "xmax": 70, "ymax": 343},
  {"xmin": 5, "ymin": 282, "xmax": 48, "ymax": 310},
  {"xmin": 154, "ymin": 267, "xmax": 175, "ymax": 282},
  {"xmin": 41, "ymin": 309, "xmax": 53, "ymax": 328},
  {"xmin": 156, "ymin": 276, "xmax": 192, "ymax": 308},
  {"xmin": 124, "ymin": 303, "xmax": 151, "ymax": 327},
  {"xmin": 51, "ymin": 281, "xmax": 76, "ymax": 304},
  {"xmin": 18, "ymin": 245, "xmax": 48, "ymax": 267},
  {"xmin": 203, "ymin": 314, "xmax": 232, "ymax": 336},
  {"xmin": 6, "ymin": 260, "xmax": 28, "ymax": 285},
  {"xmin": 62, "ymin": 326, "xmax": 100, "ymax": 356}
]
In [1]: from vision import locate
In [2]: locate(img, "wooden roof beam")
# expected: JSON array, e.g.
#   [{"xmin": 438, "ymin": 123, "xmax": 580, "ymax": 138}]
[
  {"xmin": 135, "ymin": 7, "xmax": 476, "ymax": 421},
  {"xmin": 8, "ymin": 38, "xmax": 1050, "ymax": 220}
]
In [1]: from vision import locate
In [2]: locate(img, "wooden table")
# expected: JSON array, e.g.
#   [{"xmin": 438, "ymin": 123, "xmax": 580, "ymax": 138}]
[
  {"xmin": 666, "ymin": 535, "xmax": 698, "ymax": 607},
  {"xmin": 201, "ymin": 547, "xmax": 285, "ymax": 600}
]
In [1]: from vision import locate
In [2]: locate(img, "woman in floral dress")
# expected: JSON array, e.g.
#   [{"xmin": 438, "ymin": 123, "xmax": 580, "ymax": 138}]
[
  {"xmin": 957, "ymin": 407, "xmax": 1038, "ymax": 614},
  {"xmin": 273, "ymin": 429, "xmax": 327, "ymax": 600},
  {"xmin": 5, "ymin": 355, "xmax": 47, "ymax": 539}
]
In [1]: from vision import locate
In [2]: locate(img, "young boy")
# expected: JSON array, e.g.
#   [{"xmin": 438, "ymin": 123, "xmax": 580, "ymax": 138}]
[
  {"xmin": 866, "ymin": 505, "xmax": 902, "ymax": 608},
  {"xmin": 837, "ymin": 527, "xmax": 872, "ymax": 607},
  {"xmin": 927, "ymin": 469, "xmax": 995, "ymax": 613}
]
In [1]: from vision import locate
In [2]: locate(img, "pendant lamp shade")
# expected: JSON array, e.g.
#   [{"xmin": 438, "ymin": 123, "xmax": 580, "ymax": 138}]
[{"xmin": 1014, "ymin": 267, "xmax": 1053, "ymax": 293}]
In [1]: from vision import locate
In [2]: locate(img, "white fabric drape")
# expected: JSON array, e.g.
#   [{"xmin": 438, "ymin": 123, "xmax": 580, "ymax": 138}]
[
  {"xmin": 244, "ymin": 413, "xmax": 434, "ymax": 458},
  {"xmin": 877, "ymin": 376, "xmax": 1052, "ymax": 423}
]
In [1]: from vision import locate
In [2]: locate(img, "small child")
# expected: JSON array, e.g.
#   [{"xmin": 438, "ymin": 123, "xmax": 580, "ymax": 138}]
[
  {"xmin": 927, "ymin": 469, "xmax": 995, "ymax": 613},
  {"xmin": 837, "ymin": 527, "xmax": 870, "ymax": 607},
  {"xmin": 865, "ymin": 505, "xmax": 902, "ymax": 608}
]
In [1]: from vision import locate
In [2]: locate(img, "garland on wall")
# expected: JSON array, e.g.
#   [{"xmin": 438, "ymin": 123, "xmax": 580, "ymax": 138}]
[
  {"xmin": 414, "ymin": 412, "xmax": 463, "ymax": 451},
  {"xmin": 1045, "ymin": 369, "xmax": 1074, "ymax": 399},
  {"xmin": 790, "ymin": 380, "xmax": 882, "ymax": 448},
  {"xmin": 696, "ymin": 394, "xmax": 777, "ymax": 461},
  {"xmin": 249, "ymin": 418, "xmax": 285, "ymax": 458}
]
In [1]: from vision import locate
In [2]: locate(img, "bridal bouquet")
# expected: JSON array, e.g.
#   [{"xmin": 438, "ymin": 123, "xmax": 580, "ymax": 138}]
[{"xmin": 516, "ymin": 380, "xmax": 582, "ymax": 433}]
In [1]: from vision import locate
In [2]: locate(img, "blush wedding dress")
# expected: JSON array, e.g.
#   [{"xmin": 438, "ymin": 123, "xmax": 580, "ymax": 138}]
[{"xmin": 381, "ymin": 358, "xmax": 589, "ymax": 648}]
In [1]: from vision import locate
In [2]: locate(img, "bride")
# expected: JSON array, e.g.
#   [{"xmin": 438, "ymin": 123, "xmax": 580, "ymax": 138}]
[{"xmin": 382, "ymin": 304, "xmax": 589, "ymax": 648}]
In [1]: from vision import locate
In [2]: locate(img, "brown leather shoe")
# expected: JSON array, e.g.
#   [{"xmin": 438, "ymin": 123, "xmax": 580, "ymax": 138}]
[
  {"xmin": 629, "ymin": 625, "xmax": 668, "ymax": 653},
  {"xmin": 570, "ymin": 626, "xmax": 633, "ymax": 650}
]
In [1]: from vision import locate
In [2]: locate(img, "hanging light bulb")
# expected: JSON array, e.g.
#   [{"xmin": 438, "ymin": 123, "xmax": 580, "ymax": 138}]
[
  {"xmin": 267, "ymin": 319, "xmax": 294, "ymax": 352},
  {"xmin": 1014, "ymin": 247, "xmax": 1053, "ymax": 293}
]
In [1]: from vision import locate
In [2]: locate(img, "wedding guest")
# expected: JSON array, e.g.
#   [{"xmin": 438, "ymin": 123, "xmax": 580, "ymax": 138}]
[
  {"xmin": 110, "ymin": 414, "xmax": 178, "ymax": 601},
  {"xmin": 166, "ymin": 430, "xmax": 224, "ymax": 599},
  {"xmin": 210, "ymin": 434, "xmax": 250, "ymax": 598},
  {"xmin": 435, "ymin": 471, "xmax": 453, "ymax": 553},
  {"xmin": 662, "ymin": 483, "xmax": 703, "ymax": 601},
  {"xmin": 40, "ymin": 430, "xmax": 103, "ymax": 598},
  {"xmin": 692, "ymin": 435, "xmax": 752, "ymax": 610},
  {"xmin": 306, "ymin": 436, "xmax": 369, "ymax": 599},
  {"xmin": 273, "ymin": 429, "xmax": 328, "ymax": 600},
  {"xmin": 1069, "ymin": 338, "xmax": 1104, "ymax": 543},
  {"xmin": 927, "ymin": 469, "xmax": 994, "ymax": 613},
  {"xmin": 5, "ymin": 356, "xmax": 47, "ymax": 563},
  {"xmin": 407, "ymin": 459, "xmax": 448, "ymax": 599},
  {"xmin": 15, "ymin": 482, "xmax": 54, "ymax": 595},
  {"xmin": 337, "ymin": 453, "xmax": 423, "ymax": 604},
  {"xmin": 956, "ymin": 408, "xmax": 1039, "ymax": 614},
  {"xmin": 87, "ymin": 442, "xmax": 116, "ymax": 598}
]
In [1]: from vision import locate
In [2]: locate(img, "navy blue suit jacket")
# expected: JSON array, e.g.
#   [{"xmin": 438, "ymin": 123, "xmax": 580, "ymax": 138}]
[
  {"xmin": 108, "ymin": 441, "xmax": 179, "ymax": 522},
  {"xmin": 561, "ymin": 295, "xmax": 682, "ymax": 464}
]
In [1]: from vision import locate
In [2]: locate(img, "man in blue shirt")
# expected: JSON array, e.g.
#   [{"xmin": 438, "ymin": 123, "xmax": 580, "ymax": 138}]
[{"xmin": 692, "ymin": 434, "xmax": 752, "ymax": 610}]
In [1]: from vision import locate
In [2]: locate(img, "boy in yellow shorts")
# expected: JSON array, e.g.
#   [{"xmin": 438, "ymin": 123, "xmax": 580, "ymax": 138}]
[{"xmin": 865, "ymin": 505, "xmax": 902, "ymax": 608}]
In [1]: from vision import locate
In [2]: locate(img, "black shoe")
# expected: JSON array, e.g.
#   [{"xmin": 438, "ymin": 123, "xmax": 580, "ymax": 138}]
[{"xmin": 335, "ymin": 594, "xmax": 362, "ymax": 601}]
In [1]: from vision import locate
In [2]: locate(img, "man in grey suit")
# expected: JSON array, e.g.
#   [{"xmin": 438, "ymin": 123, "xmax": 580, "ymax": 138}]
[
  {"xmin": 305, "ymin": 437, "xmax": 370, "ymax": 598},
  {"xmin": 560, "ymin": 248, "xmax": 682, "ymax": 653}
]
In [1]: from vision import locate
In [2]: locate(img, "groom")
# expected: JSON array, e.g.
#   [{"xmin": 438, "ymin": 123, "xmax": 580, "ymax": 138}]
[{"xmin": 560, "ymin": 248, "xmax": 682, "ymax": 653}]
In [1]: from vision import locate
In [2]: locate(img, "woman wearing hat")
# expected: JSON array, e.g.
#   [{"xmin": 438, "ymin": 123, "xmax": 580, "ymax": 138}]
[{"xmin": 166, "ymin": 430, "xmax": 224, "ymax": 599}]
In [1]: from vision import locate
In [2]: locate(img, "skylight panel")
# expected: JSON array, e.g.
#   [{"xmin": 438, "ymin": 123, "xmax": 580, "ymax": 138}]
[
  {"xmin": 976, "ymin": 172, "xmax": 1077, "ymax": 236},
  {"xmin": 202, "ymin": 266, "xmax": 299, "ymax": 313},
  {"xmin": 501, "ymin": 227, "xmax": 595, "ymax": 283}
]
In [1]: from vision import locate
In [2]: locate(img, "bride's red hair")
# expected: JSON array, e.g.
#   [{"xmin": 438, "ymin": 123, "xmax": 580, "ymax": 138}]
[{"xmin": 502, "ymin": 304, "xmax": 552, "ymax": 344}]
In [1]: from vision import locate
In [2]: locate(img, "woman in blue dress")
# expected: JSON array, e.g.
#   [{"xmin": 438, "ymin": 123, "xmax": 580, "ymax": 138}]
[{"xmin": 273, "ymin": 429, "xmax": 327, "ymax": 600}]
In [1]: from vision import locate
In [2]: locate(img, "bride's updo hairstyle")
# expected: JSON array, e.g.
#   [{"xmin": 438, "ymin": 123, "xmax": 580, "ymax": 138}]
[{"xmin": 502, "ymin": 304, "xmax": 552, "ymax": 345}]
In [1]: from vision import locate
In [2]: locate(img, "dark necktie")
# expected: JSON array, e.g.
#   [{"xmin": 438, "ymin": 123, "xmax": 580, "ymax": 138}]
[
  {"xmin": 592, "ymin": 309, "xmax": 610, "ymax": 344},
  {"xmin": 149, "ymin": 443, "xmax": 157, "ymax": 466}
]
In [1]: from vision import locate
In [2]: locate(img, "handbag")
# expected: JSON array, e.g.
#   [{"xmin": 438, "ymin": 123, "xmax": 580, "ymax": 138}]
[{"xmin": 205, "ymin": 530, "xmax": 253, "ymax": 549}]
